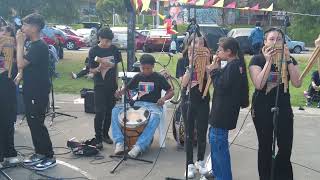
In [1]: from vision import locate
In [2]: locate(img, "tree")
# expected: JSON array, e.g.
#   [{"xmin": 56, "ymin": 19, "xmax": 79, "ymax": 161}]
[
  {"xmin": 0, "ymin": 0, "xmax": 79, "ymax": 24},
  {"xmin": 96, "ymin": 0, "xmax": 125, "ymax": 25}
]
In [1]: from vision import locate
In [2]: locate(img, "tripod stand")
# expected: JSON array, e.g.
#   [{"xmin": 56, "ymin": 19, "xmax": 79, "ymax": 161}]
[
  {"xmin": 46, "ymin": 75, "xmax": 77, "ymax": 126},
  {"xmin": 109, "ymin": 52, "xmax": 152, "ymax": 174},
  {"xmin": 270, "ymin": 13, "xmax": 291, "ymax": 180}
]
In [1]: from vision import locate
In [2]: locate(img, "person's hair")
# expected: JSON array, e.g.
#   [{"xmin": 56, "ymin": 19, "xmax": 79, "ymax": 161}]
[
  {"xmin": 189, "ymin": 18, "xmax": 196, "ymax": 23},
  {"xmin": 219, "ymin": 37, "xmax": 249, "ymax": 108},
  {"xmin": 264, "ymin": 27, "xmax": 284, "ymax": 40},
  {"xmin": 140, "ymin": 54, "xmax": 155, "ymax": 65},
  {"xmin": 255, "ymin": 21, "xmax": 261, "ymax": 27},
  {"xmin": 97, "ymin": 27, "xmax": 114, "ymax": 40},
  {"xmin": 22, "ymin": 13, "xmax": 45, "ymax": 31},
  {"xmin": 3, "ymin": 26, "xmax": 15, "ymax": 37}
]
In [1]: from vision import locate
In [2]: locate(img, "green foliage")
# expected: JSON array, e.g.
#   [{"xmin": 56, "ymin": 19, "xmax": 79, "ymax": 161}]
[
  {"xmin": 277, "ymin": 0, "xmax": 320, "ymax": 46},
  {"xmin": 0, "ymin": 0, "xmax": 79, "ymax": 24},
  {"xmin": 96, "ymin": 0, "xmax": 125, "ymax": 24}
]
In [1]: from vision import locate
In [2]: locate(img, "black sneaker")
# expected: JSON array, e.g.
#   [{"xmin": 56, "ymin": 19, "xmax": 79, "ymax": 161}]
[
  {"xmin": 33, "ymin": 157, "xmax": 57, "ymax": 171},
  {"xmin": 24, "ymin": 154, "xmax": 46, "ymax": 166},
  {"xmin": 96, "ymin": 142, "xmax": 103, "ymax": 150},
  {"xmin": 102, "ymin": 135, "xmax": 113, "ymax": 144}
]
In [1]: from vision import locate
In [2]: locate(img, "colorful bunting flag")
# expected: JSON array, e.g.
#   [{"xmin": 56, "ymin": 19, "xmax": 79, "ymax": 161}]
[
  {"xmin": 225, "ymin": 1, "xmax": 236, "ymax": 9},
  {"xmin": 204, "ymin": 0, "xmax": 216, "ymax": 8},
  {"xmin": 260, "ymin": 3, "xmax": 273, "ymax": 12},
  {"xmin": 196, "ymin": 0, "xmax": 205, "ymax": 6},
  {"xmin": 250, "ymin": 3, "xmax": 260, "ymax": 11},
  {"xmin": 141, "ymin": 0, "xmax": 151, "ymax": 12},
  {"xmin": 213, "ymin": 0, "xmax": 224, "ymax": 8}
]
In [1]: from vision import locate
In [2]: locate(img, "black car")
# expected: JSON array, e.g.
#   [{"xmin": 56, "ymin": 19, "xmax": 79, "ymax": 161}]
[
  {"xmin": 198, "ymin": 24, "xmax": 227, "ymax": 52},
  {"xmin": 227, "ymin": 28, "xmax": 254, "ymax": 55}
]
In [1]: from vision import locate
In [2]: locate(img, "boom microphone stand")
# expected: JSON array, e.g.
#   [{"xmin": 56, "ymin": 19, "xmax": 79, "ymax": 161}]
[
  {"xmin": 109, "ymin": 53, "xmax": 152, "ymax": 174},
  {"xmin": 46, "ymin": 64, "xmax": 77, "ymax": 126},
  {"xmin": 270, "ymin": 12, "xmax": 290, "ymax": 180}
]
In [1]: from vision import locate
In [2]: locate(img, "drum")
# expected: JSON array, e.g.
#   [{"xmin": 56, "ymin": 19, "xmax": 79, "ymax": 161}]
[{"xmin": 118, "ymin": 106, "xmax": 150, "ymax": 150}]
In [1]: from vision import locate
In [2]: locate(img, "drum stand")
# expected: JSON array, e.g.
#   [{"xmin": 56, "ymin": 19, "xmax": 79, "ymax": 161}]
[{"xmin": 109, "ymin": 50, "xmax": 152, "ymax": 174}]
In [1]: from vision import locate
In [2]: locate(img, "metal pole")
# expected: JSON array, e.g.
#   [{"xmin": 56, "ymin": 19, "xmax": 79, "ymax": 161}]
[
  {"xmin": 127, "ymin": 6, "xmax": 136, "ymax": 70},
  {"xmin": 88, "ymin": 0, "xmax": 91, "ymax": 22},
  {"xmin": 156, "ymin": 0, "xmax": 160, "ymax": 28},
  {"xmin": 113, "ymin": 8, "xmax": 115, "ymax": 26}
]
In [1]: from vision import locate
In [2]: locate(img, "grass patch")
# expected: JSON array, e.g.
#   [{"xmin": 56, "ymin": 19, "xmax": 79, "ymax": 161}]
[{"xmin": 54, "ymin": 51, "xmax": 316, "ymax": 107}]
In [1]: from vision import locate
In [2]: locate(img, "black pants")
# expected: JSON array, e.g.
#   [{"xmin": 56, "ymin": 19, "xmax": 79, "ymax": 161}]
[
  {"xmin": 24, "ymin": 93, "xmax": 54, "ymax": 158},
  {"xmin": 77, "ymin": 67, "xmax": 89, "ymax": 78},
  {"xmin": 94, "ymin": 86, "xmax": 116, "ymax": 142},
  {"xmin": 252, "ymin": 93, "xmax": 294, "ymax": 180},
  {"xmin": 0, "ymin": 75, "xmax": 17, "ymax": 161},
  {"xmin": 181, "ymin": 88, "xmax": 209, "ymax": 164}
]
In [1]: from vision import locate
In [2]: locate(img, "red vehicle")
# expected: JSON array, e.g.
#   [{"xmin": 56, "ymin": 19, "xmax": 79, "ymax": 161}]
[{"xmin": 142, "ymin": 29, "xmax": 171, "ymax": 52}]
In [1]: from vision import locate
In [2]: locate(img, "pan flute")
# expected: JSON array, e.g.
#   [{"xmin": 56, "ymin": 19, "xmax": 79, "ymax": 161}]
[
  {"xmin": 188, "ymin": 47, "xmax": 211, "ymax": 93},
  {"xmin": 262, "ymin": 44, "xmax": 290, "ymax": 93},
  {"xmin": 299, "ymin": 46, "xmax": 320, "ymax": 80},
  {"xmin": 0, "ymin": 36, "xmax": 15, "ymax": 78}
]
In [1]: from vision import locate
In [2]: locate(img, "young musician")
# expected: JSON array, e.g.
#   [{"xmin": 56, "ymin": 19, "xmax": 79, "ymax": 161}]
[
  {"xmin": 0, "ymin": 25, "xmax": 19, "ymax": 167},
  {"xmin": 180, "ymin": 34, "xmax": 211, "ymax": 178},
  {"xmin": 15, "ymin": 13, "xmax": 56, "ymax": 170},
  {"xmin": 249, "ymin": 28, "xmax": 301, "ymax": 180},
  {"xmin": 206, "ymin": 37, "xmax": 249, "ymax": 180},
  {"xmin": 112, "ymin": 54, "xmax": 174, "ymax": 158},
  {"xmin": 88, "ymin": 27, "xmax": 121, "ymax": 149}
]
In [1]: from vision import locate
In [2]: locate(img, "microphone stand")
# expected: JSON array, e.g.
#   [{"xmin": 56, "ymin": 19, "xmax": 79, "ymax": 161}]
[
  {"xmin": 270, "ymin": 12, "xmax": 290, "ymax": 180},
  {"xmin": 185, "ymin": 25, "xmax": 198, "ymax": 180},
  {"xmin": 109, "ymin": 53, "xmax": 152, "ymax": 174}
]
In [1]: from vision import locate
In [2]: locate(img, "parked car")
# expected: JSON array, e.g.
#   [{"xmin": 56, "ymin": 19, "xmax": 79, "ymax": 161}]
[
  {"xmin": 227, "ymin": 28, "xmax": 254, "ymax": 55},
  {"xmin": 111, "ymin": 31, "xmax": 147, "ymax": 50},
  {"xmin": 285, "ymin": 35, "xmax": 306, "ymax": 54},
  {"xmin": 76, "ymin": 28, "xmax": 98, "ymax": 47},
  {"xmin": 228, "ymin": 28, "xmax": 307, "ymax": 54},
  {"xmin": 198, "ymin": 24, "xmax": 227, "ymax": 52},
  {"xmin": 143, "ymin": 29, "xmax": 184, "ymax": 52},
  {"xmin": 53, "ymin": 28, "xmax": 86, "ymax": 50}
]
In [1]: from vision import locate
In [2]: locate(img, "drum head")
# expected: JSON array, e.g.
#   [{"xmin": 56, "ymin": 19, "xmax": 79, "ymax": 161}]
[{"xmin": 118, "ymin": 106, "xmax": 150, "ymax": 128}]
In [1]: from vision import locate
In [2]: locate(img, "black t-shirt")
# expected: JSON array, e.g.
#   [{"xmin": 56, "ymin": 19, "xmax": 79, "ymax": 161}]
[
  {"xmin": 127, "ymin": 72, "xmax": 171, "ymax": 103},
  {"xmin": 249, "ymin": 54, "xmax": 298, "ymax": 111},
  {"xmin": 311, "ymin": 71, "xmax": 320, "ymax": 86},
  {"xmin": 88, "ymin": 45, "xmax": 121, "ymax": 90},
  {"xmin": 23, "ymin": 40, "xmax": 50, "ymax": 97}
]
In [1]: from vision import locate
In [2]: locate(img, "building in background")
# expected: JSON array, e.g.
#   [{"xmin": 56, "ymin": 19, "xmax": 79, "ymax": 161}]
[{"xmin": 79, "ymin": 0, "xmax": 98, "ymax": 22}]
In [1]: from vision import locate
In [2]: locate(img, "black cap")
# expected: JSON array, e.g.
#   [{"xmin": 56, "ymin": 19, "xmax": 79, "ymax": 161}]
[{"xmin": 140, "ymin": 54, "xmax": 155, "ymax": 65}]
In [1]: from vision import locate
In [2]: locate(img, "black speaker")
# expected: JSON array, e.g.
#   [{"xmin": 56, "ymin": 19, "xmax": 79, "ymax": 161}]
[{"xmin": 84, "ymin": 90, "xmax": 95, "ymax": 114}]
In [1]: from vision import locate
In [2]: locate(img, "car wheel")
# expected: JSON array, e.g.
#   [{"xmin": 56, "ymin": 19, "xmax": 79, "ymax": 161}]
[
  {"xmin": 66, "ymin": 41, "xmax": 76, "ymax": 50},
  {"xmin": 293, "ymin": 46, "xmax": 302, "ymax": 54}
]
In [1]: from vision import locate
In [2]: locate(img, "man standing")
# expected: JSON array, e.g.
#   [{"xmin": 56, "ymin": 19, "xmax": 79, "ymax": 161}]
[
  {"xmin": 249, "ymin": 21, "xmax": 264, "ymax": 55},
  {"xmin": 16, "ymin": 13, "xmax": 55, "ymax": 170},
  {"xmin": 88, "ymin": 27, "xmax": 121, "ymax": 149}
]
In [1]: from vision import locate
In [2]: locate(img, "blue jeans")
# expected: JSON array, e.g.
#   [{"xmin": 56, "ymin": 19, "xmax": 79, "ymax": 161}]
[
  {"xmin": 112, "ymin": 101, "xmax": 162, "ymax": 151},
  {"xmin": 209, "ymin": 127, "xmax": 232, "ymax": 180}
]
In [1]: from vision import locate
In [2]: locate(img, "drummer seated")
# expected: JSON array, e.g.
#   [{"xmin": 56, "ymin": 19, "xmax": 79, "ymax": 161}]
[{"xmin": 113, "ymin": 54, "xmax": 174, "ymax": 158}]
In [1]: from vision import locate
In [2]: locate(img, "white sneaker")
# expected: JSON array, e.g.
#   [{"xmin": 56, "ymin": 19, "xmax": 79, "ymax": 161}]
[
  {"xmin": 195, "ymin": 160, "xmax": 207, "ymax": 175},
  {"xmin": 3, "ymin": 157, "xmax": 21, "ymax": 166},
  {"xmin": 71, "ymin": 72, "xmax": 77, "ymax": 79},
  {"xmin": 128, "ymin": 145, "xmax": 141, "ymax": 158},
  {"xmin": 184, "ymin": 164, "xmax": 196, "ymax": 179},
  {"xmin": 114, "ymin": 143, "xmax": 124, "ymax": 155}
]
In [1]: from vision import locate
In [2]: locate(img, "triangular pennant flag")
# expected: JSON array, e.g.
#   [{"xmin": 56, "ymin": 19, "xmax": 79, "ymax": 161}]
[
  {"xmin": 250, "ymin": 3, "xmax": 260, "ymax": 11},
  {"xmin": 225, "ymin": 1, "xmax": 236, "ymax": 9},
  {"xmin": 260, "ymin": 3, "xmax": 273, "ymax": 12},
  {"xmin": 196, "ymin": 0, "xmax": 205, "ymax": 6},
  {"xmin": 179, "ymin": 0, "xmax": 188, "ymax": 3},
  {"xmin": 213, "ymin": 0, "xmax": 224, "ymax": 8},
  {"xmin": 187, "ymin": 0, "xmax": 197, "ymax": 5},
  {"xmin": 204, "ymin": 0, "xmax": 215, "ymax": 8},
  {"xmin": 238, "ymin": 7, "xmax": 250, "ymax": 10},
  {"xmin": 137, "ymin": 0, "xmax": 143, "ymax": 10},
  {"xmin": 141, "ymin": 0, "xmax": 151, "ymax": 12}
]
